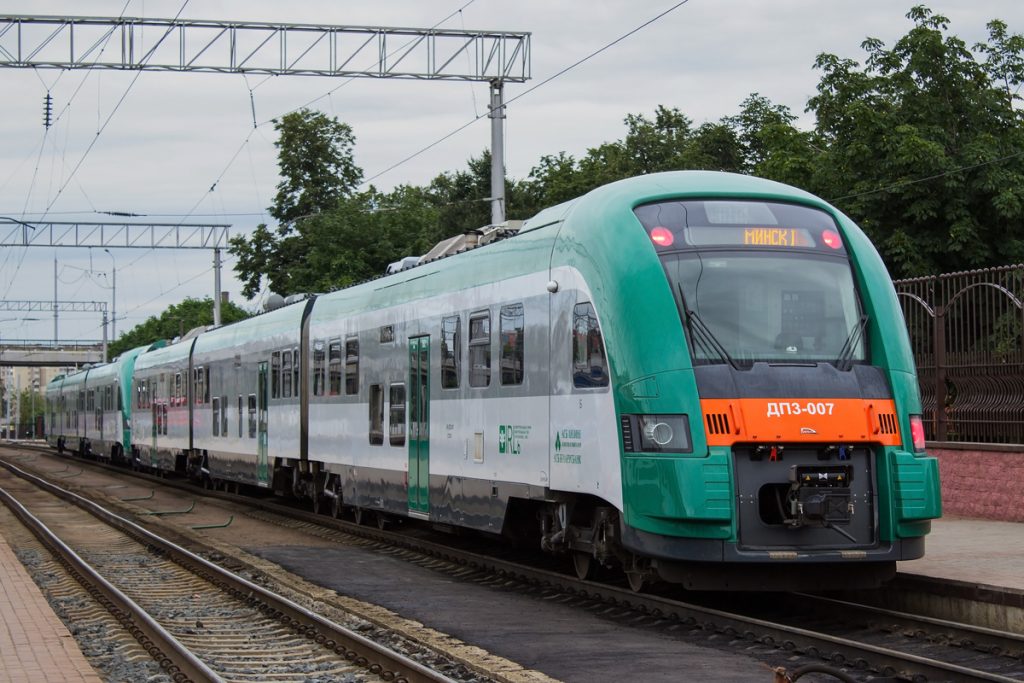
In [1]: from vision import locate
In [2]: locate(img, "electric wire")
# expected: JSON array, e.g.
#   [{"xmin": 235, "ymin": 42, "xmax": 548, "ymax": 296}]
[{"xmin": 364, "ymin": 0, "xmax": 692, "ymax": 185}]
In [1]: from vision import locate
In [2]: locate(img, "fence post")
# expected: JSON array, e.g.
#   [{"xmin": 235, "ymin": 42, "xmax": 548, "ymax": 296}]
[{"xmin": 933, "ymin": 303, "xmax": 946, "ymax": 441}]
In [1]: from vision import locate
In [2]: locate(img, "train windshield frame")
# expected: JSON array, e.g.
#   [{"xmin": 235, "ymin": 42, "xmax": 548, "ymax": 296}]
[{"xmin": 634, "ymin": 199, "xmax": 867, "ymax": 367}]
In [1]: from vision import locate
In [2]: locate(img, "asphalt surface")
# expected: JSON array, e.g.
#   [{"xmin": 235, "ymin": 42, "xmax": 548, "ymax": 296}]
[{"xmin": 252, "ymin": 543, "xmax": 777, "ymax": 683}]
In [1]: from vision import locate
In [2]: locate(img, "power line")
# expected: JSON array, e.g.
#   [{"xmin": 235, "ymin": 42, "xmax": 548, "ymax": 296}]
[{"xmin": 364, "ymin": 0, "xmax": 692, "ymax": 185}]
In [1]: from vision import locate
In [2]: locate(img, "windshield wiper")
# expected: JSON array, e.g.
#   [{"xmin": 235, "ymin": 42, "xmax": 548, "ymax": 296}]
[
  {"xmin": 677, "ymin": 284, "xmax": 741, "ymax": 371},
  {"xmin": 835, "ymin": 314, "xmax": 868, "ymax": 371}
]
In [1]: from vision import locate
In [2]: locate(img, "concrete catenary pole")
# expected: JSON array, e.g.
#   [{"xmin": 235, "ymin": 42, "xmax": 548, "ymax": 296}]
[{"xmin": 489, "ymin": 79, "xmax": 506, "ymax": 226}]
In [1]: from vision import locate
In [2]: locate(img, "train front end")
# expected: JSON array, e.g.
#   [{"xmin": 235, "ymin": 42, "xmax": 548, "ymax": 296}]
[{"xmin": 577, "ymin": 173, "xmax": 942, "ymax": 590}]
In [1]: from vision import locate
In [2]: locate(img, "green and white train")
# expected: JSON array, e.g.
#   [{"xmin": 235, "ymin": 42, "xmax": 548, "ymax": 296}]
[{"xmin": 46, "ymin": 171, "xmax": 942, "ymax": 590}]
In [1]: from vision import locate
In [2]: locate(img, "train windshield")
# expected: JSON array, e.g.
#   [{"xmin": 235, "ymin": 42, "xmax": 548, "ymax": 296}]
[{"xmin": 634, "ymin": 200, "xmax": 866, "ymax": 366}]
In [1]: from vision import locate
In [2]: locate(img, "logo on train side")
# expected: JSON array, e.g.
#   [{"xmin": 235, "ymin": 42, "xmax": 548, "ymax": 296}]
[
  {"xmin": 553, "ymin": 427, "xmax": 583, "ymax": 465},
  {"xmin": 498, "ymin": 424, "xmax": 531, "ymax": 455}
]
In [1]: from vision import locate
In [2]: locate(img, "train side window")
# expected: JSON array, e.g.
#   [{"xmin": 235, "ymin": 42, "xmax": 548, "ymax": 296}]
[
  {"xmin": 441, "ymin": 315, "xmax": 461, "ymax": 389},
  {"xmin": 281, "ymin": 351, "xmax": 292, "ymax": 398},
  {"xmin": 389, "ymin": 383, "xmax": 406, "ymax": 446},
  {"xmin": 174, "ymin": 373, "xmax": 182, "ymax": 405},
  {"xmin": 271, "ymin": 351, "xmax": 281, "ymax": 399},
  {"xmin": 572, "ymin": 302, "xmax": 609, "ymax": 388},
  {"xmin": 345, "ymin": 337, "xmax": 359, "ymax": 395},
  {"xmin": 237, "ymin": 395, "xmax": 243, "ymax": 438},
  {"xmin": 312, "ymin": 340, "xmax": 326, "ymax": 396},
  {"xmin": 328, "ymin": 339, "xmax": 342, "ymax": 395},
  {"xmin": 162, "ymin": 404, "xmax": 168, "ymax": 435},
  {"xmin": 116, "ymin": 383, "xmax": 122, "ymax": 411},
  {"xmin": 212, "ymin": 397, "xmax": 221, "ymax": 436},
  {"xmin": 469, "ymin": 312, "xmax": 491, "ymax": 387},
  {"xmin": 500, "ymin": 303, "xmax": 525, "ymax": 386},
  {"xmin": 248, "ymin": 394, "xmax": 257, "ymax": 438},
  {"xmin": 194, "ymin": 367, "xmax": 204, "ymax": 405},
  {"xmin": 221, "ymin": 395, "xmax": 229, "ymax": 436},
  {"xmin": 369, "ymin": 384, "xmax": 384, "ymax": 445},
  {"xmin": 292, "ymin": 349, "xmax": 300, "ymax": 397},
  {"xmin": 203, "ymin": 367, "xmax": 210, "ymax": 404}
]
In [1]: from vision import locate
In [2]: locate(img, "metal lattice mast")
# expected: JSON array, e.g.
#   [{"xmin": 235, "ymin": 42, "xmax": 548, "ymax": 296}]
[{"xmin": 0, "ymin": 15, "xmax": 531, "ymax": 225}]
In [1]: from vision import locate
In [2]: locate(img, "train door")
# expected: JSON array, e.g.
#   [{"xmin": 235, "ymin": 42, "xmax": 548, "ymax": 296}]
[
  {"xmin": 407, "ymin": 336, "xmax": 430, "ymax": 516},
  {"xmin": 257, "ymin": 361, "xmax": 270, "ymax": 487}
]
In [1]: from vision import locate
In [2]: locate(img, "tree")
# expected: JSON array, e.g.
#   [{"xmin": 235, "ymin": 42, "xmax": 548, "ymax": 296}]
[
  {"xmin": 804, "ymin": 6, "xmax": 1024, "ymax": 277},
  {"xmin": 231, "ymin": 108, "xmax": 363, "ymax": 298},
  {"xmin": 107, "ymin": 297, "xmax": 251, "ymax": 359}
]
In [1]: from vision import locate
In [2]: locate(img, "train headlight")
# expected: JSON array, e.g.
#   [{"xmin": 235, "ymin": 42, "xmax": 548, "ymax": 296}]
[{"xmin": 634, "ymin": 414, "xmax": 692, "ymax": 453}]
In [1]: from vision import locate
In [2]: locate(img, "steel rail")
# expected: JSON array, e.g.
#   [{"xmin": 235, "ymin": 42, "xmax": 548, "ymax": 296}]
[
  {"xmin": 5, "ymin": 445, "xmax": 1020, "ymax": 682},
  {"xmin": 0, "ymin": 458, "xmax": 457, "ymax": 683},
  {"xmin": 0, "ymin": 485, "xmax": 223, "ymax": 683}
]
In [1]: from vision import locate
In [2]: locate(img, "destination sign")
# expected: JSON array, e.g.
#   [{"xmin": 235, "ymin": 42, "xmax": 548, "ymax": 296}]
[{"xmin": 686, "ymin": 226, "xmax": 817, "ymax": 248}]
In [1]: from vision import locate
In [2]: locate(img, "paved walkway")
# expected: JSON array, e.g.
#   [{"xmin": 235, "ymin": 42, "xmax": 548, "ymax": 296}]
[
  {"xmin": 898, "ymin": 516, "xmax": 1024, "ymax": 591},
  {"xmin": 0, "ymin": 534, "xmax": 101, "ymax": 683}
]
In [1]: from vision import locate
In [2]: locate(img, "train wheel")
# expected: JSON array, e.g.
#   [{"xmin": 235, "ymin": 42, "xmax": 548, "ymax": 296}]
[
  {"xmin": 625, "ymin": 555, "xmax": 650, "ymax": 593},
  {"xmin": 573, "ymin": 551, "xmax": 594, "ymax": 581},
  {"xmin": 311, "ymin": 489, "xmax": 325, "ymax": 515}
]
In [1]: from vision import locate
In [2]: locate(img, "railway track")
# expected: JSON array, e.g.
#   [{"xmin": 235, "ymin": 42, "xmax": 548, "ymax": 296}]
[
  {"xmin": 0, "ymin": 457, "xmax": 457, "ymax": 683},
  {"xmin": 4, "ymin": 444, "xmax": 1023, "ymax": 682}
]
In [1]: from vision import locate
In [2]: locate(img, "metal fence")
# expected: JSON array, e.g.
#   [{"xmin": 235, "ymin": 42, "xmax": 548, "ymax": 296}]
[{"xmin": 894, "ymin": 264, "xmax": 1024, "ymax": 444}]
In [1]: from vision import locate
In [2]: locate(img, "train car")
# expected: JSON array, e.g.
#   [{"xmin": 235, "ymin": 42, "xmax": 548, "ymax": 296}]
[
  {"xmin": 44, "ymin": 373, "xmax": 66, "ymax": 449},
  {"xmin": 189, "ymin": 301, "xmax": 307, "ymax": 490},
  {"xmin": 47, "ymin": 366, "xmax": 88, "ymax": 454},
  {"xmin": 60, "ymin": 170, "xmax": 941, "ymax": 591},
  {"xmin": 131, "ymin": 337, "xmax": 194, "ymax": 472},
  {"xmin": 44, "ymin": 343, "xmax": 164, "ymax": 461}
]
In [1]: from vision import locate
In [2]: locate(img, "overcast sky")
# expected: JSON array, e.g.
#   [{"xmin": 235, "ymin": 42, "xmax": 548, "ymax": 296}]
[{"xmin": 0, "ymin": 0, "xmax": 1020, "ymax": 344}]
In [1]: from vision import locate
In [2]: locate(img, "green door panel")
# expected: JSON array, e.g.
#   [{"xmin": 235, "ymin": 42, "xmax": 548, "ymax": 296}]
[{"xmin": 408, "ymin": 336, "xmax": 430, "ymax": 514}]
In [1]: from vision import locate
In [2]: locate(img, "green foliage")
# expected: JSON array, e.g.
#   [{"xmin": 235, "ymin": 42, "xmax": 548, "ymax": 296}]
[
  {"xmin": 107, "ymin": 297, "xmax": 251, "ymax": 359},
  {"xmin": 803, "ymin": 6, "xmax": 1024, "ymax": 277}
]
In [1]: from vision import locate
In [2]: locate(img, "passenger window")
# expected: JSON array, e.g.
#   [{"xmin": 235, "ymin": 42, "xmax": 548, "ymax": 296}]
[
  {"xmin": 203, "ymin": 367, "xmax": 210, "ymax": 404},
  {"xmin": 312, "ymin": 341, "xmax": 326, "ymax": 397},
  {"xmin": 369, "ymin": 384, "xmax": 384, "ymax": 445},
  {"xmin": 441, "ymin": 315, "xmax": 461, "ymax": 389},
  {"xmin": 292, "ymin": 349, "xmax": 300, "ymax": 397},
  {"xmin": 212, "ymin": 397, "xmax": 221, "ymax": 436},
  {"xmin": 389, "ymin": 383, "xmax": 406, "ymax": 446},
  {"xmin": 345, "ymin": 337, "xmax": 359, "ymax": 395},
  {"xmin": 271, "ymin": 352, "xmax": 281, "ymax": 399},
  {"xmin": 500, "ymin": 303, "xmax": 525, "ymax": 385},
  {"xmin": 194, "ymin": 367, "xmax": 204, "ymax": 405},
  {"xmin": 248, "ymin": 395, "xmax": 257, "ymax": 438},
  {"xmin": 221, "ymin": 395, "xmax": 229, "ymax": 436},
  {"xmin": 469, "ymin": 312, "xmax": 491, "ymax": 387},
  {"xmin": 328, "ymin": 340, "xmax": 342, "ymax": 395},
  {"xmin": 573, "ymin": 302, "xmax": 610, "ymax": 388},
  {"xmin": 175, "ymin": 373, "xmax": 182, "ymax": 404},
  {"xmin": 237, "ymin": 395, "xmax": 243, "ymax": 438},
  {"xmin": 281, "ymin": 351, "xmax": 292, "ymax": 398}
]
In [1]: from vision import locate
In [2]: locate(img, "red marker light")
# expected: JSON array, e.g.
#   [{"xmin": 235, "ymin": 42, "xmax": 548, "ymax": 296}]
[
  {"xmin": 650, "ymin": 227, "xmax": 674, "ymax": 247},
  {"xmin": 909, "ymin": 414, "xmax": 926, "ymax": 452},
  {"xmin": 821, "ymin": 229, "xmax": 842, "ymax": 249}
]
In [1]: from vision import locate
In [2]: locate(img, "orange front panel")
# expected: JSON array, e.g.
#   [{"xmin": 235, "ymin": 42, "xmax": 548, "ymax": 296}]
[{"xmin": 700, "ymin": 398, "xmax": 901, "ymax": 447}]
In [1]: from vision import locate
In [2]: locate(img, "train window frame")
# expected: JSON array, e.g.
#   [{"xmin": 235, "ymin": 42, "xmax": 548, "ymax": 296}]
[
  {"xmin": 212, "ymin": 396, "xmax": 221, "ymax": 436},
  {"xmin": 271, "ymin": 351, "xmax": 281, "ymax": 399},
  {"xmin": 237, "ymin": 395, "xmax": 243, "ymax": 438},
  {"xmin": 281, "ymin": 350, "xmax": 293, "ymax": 398},
  {"xmin": 248, "ymin": 394, "xmax": 257, "ymax": 438},
  {"xmin": 441, "ymin": 315, "xmax": 461, "ymax": 390},
  {"xmin": 292, "ymin": 348, "xmax": 300, "ymax": 398},
  {"xmin": 174, "ymin": 373, "xmax": 182, "ymax": 405},
  {"xmin": 468, "ymin": 311, "xmax": 491, "ymax": 388},
  {"xmin": 194, "ymin": 367, "xmax": 205, "ymax": 406},
  {"xmin": 389, "ymin": 383, "xmax": 406, "ymax": 446},
  {"xmin": 345, "ymin": 337, "xmax": 360, "ymax": 396},
  {"xmin": 221, "ymin": 394, "xmax": 229, "ymax": 437},
  {"xmin": 572, "ymin": 302, "xmax": 610, "ymax": 388},
  {"xmin": 328, "ymin": 339, "xmax": 342, "ymax": 396},
  {"xmin": 312, "ymin": 340, "xmax": 326, "ymax": 397},
  {"xmin": 369, "ymin": 383, "xmax": 384, "ymax": 445},
  {"xmin": 500, "ymin": 303, "xmax": 525, "ymax": 386}
]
